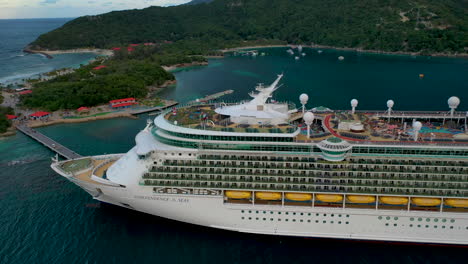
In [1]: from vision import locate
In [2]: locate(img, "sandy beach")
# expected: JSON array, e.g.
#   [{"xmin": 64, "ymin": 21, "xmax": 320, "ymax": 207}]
[{"xmin": 24, "ymin": 48, "xmax": 113, "ymax": 58}]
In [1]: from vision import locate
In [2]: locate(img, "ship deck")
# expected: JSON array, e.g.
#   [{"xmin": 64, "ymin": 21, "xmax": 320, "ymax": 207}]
[{"xmin": 164, "ymin": 103, "xmax": 468, "ymax": 146}]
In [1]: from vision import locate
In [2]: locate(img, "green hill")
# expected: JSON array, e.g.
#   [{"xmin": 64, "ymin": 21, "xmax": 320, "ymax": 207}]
[{"xmin": 30, "ymin": 0, "xmax": 467, "ymax": 54}]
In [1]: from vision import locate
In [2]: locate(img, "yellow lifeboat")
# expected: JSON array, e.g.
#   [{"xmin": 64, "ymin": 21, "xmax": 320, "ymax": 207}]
[
  {"xmin": 411, "ymin": 197, "xmax": 441, "ymax": 207},
  {"xmin": 444, "ymin": 199, "xmax": 468, "ymax": 208},
  {"xmin": 379, "ymin": 196, "xmax": 408, "ymax": 205},
  {"xmin": 225, "ymin": 191, "xmax": 251, "ymax": 199},
  {"xmin": 285, "ymin": 193, "xmax": 312, "ymax": 201},
  {"xmin": 316, "ymin": 194, "xmax": 343, "ymax": 203},
  {"xmin": 255, "ymin": 192, "xmax": 282, "ymax": 200},
  {"xmin": 346, "ymin": 195, "xmax": 376, "ymax": 204}
]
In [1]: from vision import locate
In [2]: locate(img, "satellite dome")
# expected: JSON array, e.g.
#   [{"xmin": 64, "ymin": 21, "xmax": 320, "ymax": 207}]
[
  {"xmin": 299, "ymin": 93, "xmax": 309, "ymax": 104},
  {"xmin": 413, "ymin": 121, "xmax": 422, "ymax": 130},
  {"xmin": 303, "ymin": 112, "xmax": 315, "ymax": 125},
  {"xmin": 448, "ymin": 96, "xmax": 460, "ymax": 108},
  {"xmin": 351, "ymin": 99, "xmax": 358, "ymax": 107},
  {"xmin": 387, "ymin": 100, "xmax": 394, "ymax": 108}
]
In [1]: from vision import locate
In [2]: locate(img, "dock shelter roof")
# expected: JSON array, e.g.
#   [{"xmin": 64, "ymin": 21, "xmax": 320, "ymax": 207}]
[{"xmin": 30, "ymin": 111, "xmax": 50, "ymax": 117}]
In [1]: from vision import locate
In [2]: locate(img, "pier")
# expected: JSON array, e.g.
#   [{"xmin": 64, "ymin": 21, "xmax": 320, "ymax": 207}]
[
  {"xmin": 16, "ymin": 124, "xmax": 82, "ymax": 160},
  {"xmin": 130, "ymin": 101, "xmax": 179, "ymax": 115},
  {"xmin": 189, "ymin": 90, "xmax": 234, "ymax": 104}
]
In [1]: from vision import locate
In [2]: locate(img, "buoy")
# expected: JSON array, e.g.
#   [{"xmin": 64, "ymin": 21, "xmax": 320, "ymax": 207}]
[
  {"xmin": 419, "ymin": 73, "xmax": 424, "ymax": 78},
  {"xmin": 338, "ymin": 56, "xmax": 344, "ymax": 61}
]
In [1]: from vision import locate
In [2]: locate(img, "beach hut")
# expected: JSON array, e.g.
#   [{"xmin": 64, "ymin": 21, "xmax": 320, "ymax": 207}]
[
  {"xmin": 77, "ymin": 107, "xmax": 89, "ymax": 113},
  {"xmin": 109, "ymin": 98, "xmax": 137, "ymax": 109},
  {"xmin": 19, "ymin": 90, "xmax": 32, "ymax": 95},
  {"xmin": 6, "ymin": 114, "xmax": 18, "ymax": 120},
  {"xmin": 92, "ymin": 65, "xmax": 107, "ymax": 70},
  {"xmin": 29, "ymin": 111, "xmax": 51, "ymax": 120}
]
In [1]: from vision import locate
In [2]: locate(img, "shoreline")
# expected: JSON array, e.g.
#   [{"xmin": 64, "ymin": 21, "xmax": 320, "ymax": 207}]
[
  {"xmin": 23, "ymin": 48, "xmax": 113, "ymax": 59},
  {"xmin": 162, "ymin": 61, "xmax": 209, "ymax": 72},
  {"xmin": 27, "ymin": 112, "xmax": 137, "ymax": 129},
  {"xmin": 221, "ymin": 44, "xmax": 468, "ymax": 58}
]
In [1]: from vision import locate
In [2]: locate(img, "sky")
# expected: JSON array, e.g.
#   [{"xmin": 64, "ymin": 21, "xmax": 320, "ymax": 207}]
[{"xmin": 0, "ymin": 0, "xmax": 192, "ymax": 19}]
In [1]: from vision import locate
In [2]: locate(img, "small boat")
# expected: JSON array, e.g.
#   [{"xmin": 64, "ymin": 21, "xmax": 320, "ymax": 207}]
[
  {"xmin": 225, "ymin": 191, "xmax": 251, "ymax": 199},
  {"xmin": 338, "ymin": 56, "xmax": 344, "ymax": 61},
  {"xmin": 295, "ymin": 56, "xmax": 300, "ymax": 60},
  {"xmin": 301, "ymin": 52, "xmax": 306, "ymax": 56},
  {"xmin": 411, "ymin": 197, "xmax": 441, "ymax": 207},
  {"xmin": 419, "ymin": 73, "xmax": 425, "ymax": 78},
  {"xmin": 346, "ymin": 195, "xmax": 376, "ymax": 204},
  {"xmin": 256, "ymin": 192, "xmax": 282, "ymax": 200},
  {"xmin": 317, "ymin": 50, "xmax": 323, "ymax": 54},
  {"xmin": 316, "ymin": 194, "xmax": 343, "ymax": 203},
  {"xmin": 444, "ymin": 198, "xmax": 468, "ymax": 208},
  {"xmin": 379, "ymin": 196, "xmax": 408, "ymax": 205},
  {"xmin": 285, "ymin": 193, "xmax": 312, "ymax": 201}
]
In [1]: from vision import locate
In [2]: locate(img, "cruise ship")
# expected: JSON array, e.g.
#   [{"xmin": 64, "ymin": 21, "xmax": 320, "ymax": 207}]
[{"xmin": 51, "ymin": 74, "xmax": 468, "ymax": 245}]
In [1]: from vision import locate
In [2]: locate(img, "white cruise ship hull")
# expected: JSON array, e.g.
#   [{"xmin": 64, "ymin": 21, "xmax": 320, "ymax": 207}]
[{"xmin": 56, "ymin": 169, "xmax": 468, "ymax": 245}]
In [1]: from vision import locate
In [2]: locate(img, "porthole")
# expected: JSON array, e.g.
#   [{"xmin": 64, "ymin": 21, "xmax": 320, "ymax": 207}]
[
  {"xmin": 410, "ymin": 217, "xmax": 414, "ymax": 221},
  {"xmin": 450, "ymin": 219, "xmax": 455, "ymax": 223},
  {"xmin": 256, "ymin": 211, "xmax": 258, "ymax": 214},
  {"xmin": 256, "ymin": 217, "xmax": 259, "ymax": 220},
  {"xmin": 339, "ymin": 214, "xmax": 342, "ymax": 217},
  {"xmin": 241, "ymin": 210, "xmax": 244, "ymax": 213},
  {"xmin": 286, "ymin": 219, "xmax": 289, "ymax": 222},
  {"xmin": 394, "ymin": 217, "xmax": 398, "ymax": 220},
  {"xmin": 331, "ymin": 221, "xmax": 334, "ymax": 224},
  {"xmin": 434, "ymin": 219, "xmax": 438, "ymax": 222},
  {"xmin": 300, "ymin": 220, "xmax": 303, "ymax": 222},
  {"xmin": 307, "ymin": 220, "xmax": 311, "ymax": 223},
  {"xmin": 270, "ymin": 212, "xmax": 274, "ymax": 214},
  {"xmin": 248, "ymin": 211, "xmax": 252, "ymax": 213},
  {"xmin": 409, "ymin": 224, "xmax": 413, "ymax": 227},
  {"xmin": 434, "ymin": 225, "xmax": 437, "ymax": 228},
  {"xmin": 417, "ymin": 225, "xmax": 421, "ymax": 228},
  {"xmin": 308, "ymin": 213, "xmax": 311, "ymax": 216},
  {"xmin": 315, "ymin": 220, "xmax": 319, "ymax": 223},
  {"xmin": 323, "ymin": 220, "xmax": 326, "ymax": 223},
  {"xmin": 316, "ymin": 213, "xmax": 319, "ymax": 216},
  {"xmin": 338, "ymin": 221, "xmax": 342, "ymax": 224},
  {"xmin": 263, "ymin": 211, "xmax": 266, "ymax": 214},
  {"xmin": 394, "ymin": 224, "xmax": 397, "ymax": 227},
  {"xmin": 324, "ymin": 214, "xmax": 327, "ymax": 217},
  {"xmin": 425, "ymin": 225, "xmax": 429, "ymax": 228},
  {"xmin": 293, "ymin": 212, "xmax": 296, "ymax": 215},
  {"xmin": 278, "ymin": 219, "xmax": 281, "ymax": 221},
  {"xmin": 385, "ymin": 223, "xmax": 389, "ymax": 226},
  {"xmin": 378, "ymin": 216, "xmax": 382, "ymax": 220},
  {"xmin": 346, "ymin": 215, "xmax": 350, "ymax": 218},
  {"xmin": 248, "ymin": 217, "xmax": 252, "ymax": 220},
  {"xmin": 346, "ymin": 222, "xmax": 349, "ymax": 225},
  {"xmin": 278, "ymin": 212, "xmax": 282, "ymax": 215},
  {"xmin": 386, "ymin": 216, "xmax": 390, "ymax": 220},
  {"xmin": 300, "ymin": 213, "xmax": 304, "ymax": 216},
  {"xmin": 263, "ymin": 218, "xmax": 266, "ymax": 221},
  {"xmin": 426, "ymin": 218, "xmax": 430, "ymax": 222},
  {"xmin": 442, "ymin": 219, "xmax": 447, "ymax": 223},
  {"xmin": 418, "ymin": 218, "xmax": 422, "ymax": 221},
  {"xmin": 270, "ymin": 218, "xmax": 273, "ymax": 221},
  {"xmin": 331, "ymin": 214, "xmax": 334, "ymax": 217},
  {"xmin": 442, "ymin": 226, "xmax": 446, "ymax": 229},
  {"xmin": 286, "ymin": 212, "xmax": 289, "ymax": 215},
  {"xmin": 450, "ymin": 226, "xmax": 454, "ymax": 229},
  {"xmin": 241, "ymin": 217, "xmax": 245, "ymax": 220}
]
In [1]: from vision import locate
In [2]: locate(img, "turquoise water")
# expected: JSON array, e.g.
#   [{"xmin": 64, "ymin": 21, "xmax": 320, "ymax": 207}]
[
  {"xmin": 0, "ymin": 19, "xmax": 98, "ymax": 85},
  {"xmin": 1, "ymin": 22, "xmax": 468, "ymax": 263}
]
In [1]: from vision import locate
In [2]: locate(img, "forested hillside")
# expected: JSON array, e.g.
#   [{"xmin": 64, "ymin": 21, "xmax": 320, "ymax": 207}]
[{"xmin": 30, "ymin": 0, "xmax": 467, "ymax": 54}]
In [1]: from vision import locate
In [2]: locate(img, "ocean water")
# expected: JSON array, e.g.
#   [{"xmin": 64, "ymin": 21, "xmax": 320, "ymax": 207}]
[
  {"xmin": 0, "ymin": 18, "xmax": 97, "ymax": 85},
  {"xmin": 1, "ymin": 21, "xmax": 468, "ymax": 263}
]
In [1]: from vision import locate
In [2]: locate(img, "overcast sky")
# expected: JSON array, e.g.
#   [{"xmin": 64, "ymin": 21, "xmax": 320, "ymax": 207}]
[{"xmin": 0, "ymin": 0, "xmax": 192, "ymax": 19}]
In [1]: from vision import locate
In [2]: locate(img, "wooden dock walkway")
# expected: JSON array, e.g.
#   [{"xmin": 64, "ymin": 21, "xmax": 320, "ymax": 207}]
[
  {"xmin": 16, "ymin": 124, "xmax": 82, "ymax": 160},
  {"xmin": 130, "ymin": 102, "xmax": 179, "ymax": 115}
]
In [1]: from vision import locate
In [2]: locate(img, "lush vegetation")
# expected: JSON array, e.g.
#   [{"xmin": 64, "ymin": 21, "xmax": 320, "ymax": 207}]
[
  {"xmin": 20, "ymin": 46, "xmax": 184, "ymax": 111},
  {"xmin": 0, "ymin": 94, "xmax": 14, "ymax": 133},
  {"xmin": 30, "ymin": 0, "xmax": 467, "ymax": 54}
]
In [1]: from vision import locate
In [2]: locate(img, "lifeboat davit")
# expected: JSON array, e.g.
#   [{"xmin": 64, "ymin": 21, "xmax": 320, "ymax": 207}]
[
  {"xmin": 346, "ymin": 195, "xmax": 376, "ymax": 204},
  {"xmin": 379, "ymin": 196, "xmax": 408, "ymax": 205},
  {"xmin": 411, "ymin": 197, "xmax": 441, "ymax": 207},
  {"xmin": 444, "ymin": 198, "xmax": 468, "ymax": 208},
  {"xmin": 225, "ymin": 191, "xmax": 251, "ymax": 199},
  {"xmin": 316, "ymin": 194, "xmax": 343, "ymax": 203},
  {"xmin": 285, "ymin": 193, "xmax": 312, "ymax": 201},
  {"xmin": 255, "ymin": 192, "xmax": 282, "ymax": 200}
]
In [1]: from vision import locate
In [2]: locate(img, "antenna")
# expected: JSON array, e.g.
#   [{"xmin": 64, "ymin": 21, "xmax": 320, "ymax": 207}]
[
  {"xmin": 303, "ymin": 112, "xmax": 315, "ymax": 138},
  {"xmin": 448, "ymin": 96, "xmax": 460, "ymax": 117},
  {"xmin": 387, "ymin": 100, "xmax": 394, "ymax": 116},
  {"xmin": 350, "ymin": 99, "xmax": 358, "ymax": 114},
  {"xmin": 413, "ymin": 121, "xmax": 422, "ymax": 141},
  {"xmin": 299, "ymin": 93, "xmax": 309, "ymax": 114}
]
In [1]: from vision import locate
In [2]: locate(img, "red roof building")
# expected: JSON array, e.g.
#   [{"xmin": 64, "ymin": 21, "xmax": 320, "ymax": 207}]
[
  {"xmin": 77, "ymin": 107, "xmax": 89, "ymax": 112},
  {"xmin": 111, "ymin": 47, "xmax": 121, "ymax": 51},
  {"xmin": 127, "ymin": 47, "xmax": 134, "ymax": 52},
  {"xmin": 29, "ymin": 111, "xmax": 51, "ymax": 119},
  {"xmin": 129, "ymin": 44, "xmax": 140, "ymax": 47},
  {"xmin": 109, "ymin": 98, "xmax": 137, "ymax": 108},
  {"xmin": 6, "ymin": 114, "xmax": 18, "ymax": 120},
  {"xmin": 93, "ymin": 65, "xmax": 107, "ymax": 70},
  {"xmin": 19, "ymin": 90, "xmax": 32, "ymax": 95}
]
